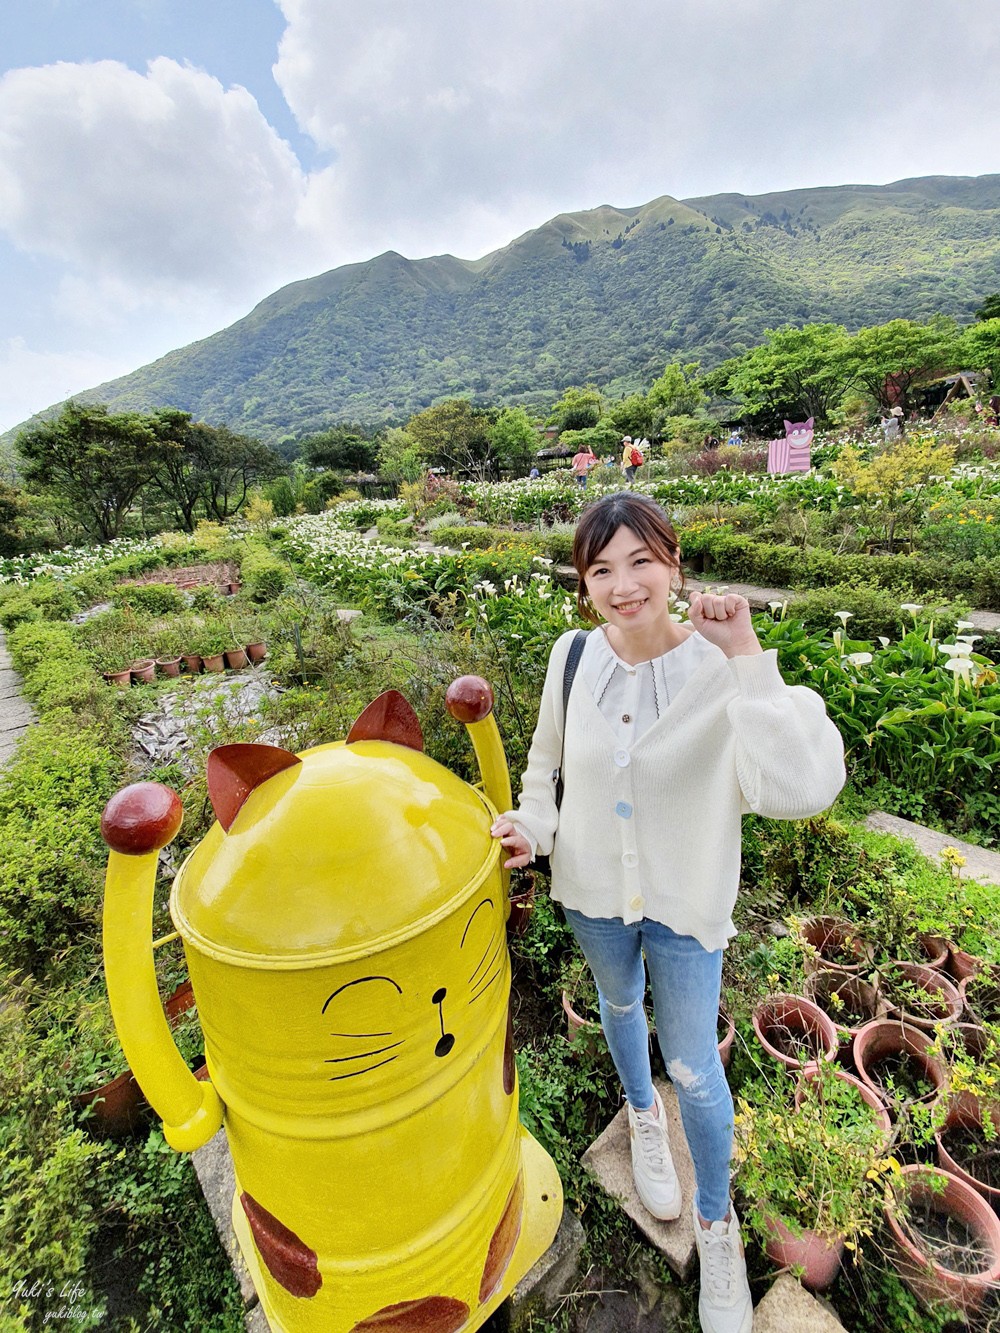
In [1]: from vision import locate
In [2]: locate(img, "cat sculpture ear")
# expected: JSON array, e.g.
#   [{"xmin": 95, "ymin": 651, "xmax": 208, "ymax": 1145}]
[
  {"xmin": 804, "ymin": 417, "xmax": 814, "ymax": 429},
  {"xmin": 784, "ymin": 420, "xmax": 793, "ymax": 433},
  {"xmin": 347, "ymin": 690, "xmax": 424, "ymax": 752},
  {"xmin": 207, "ymin": 744, "xmax": 302, "ymax": 832}
]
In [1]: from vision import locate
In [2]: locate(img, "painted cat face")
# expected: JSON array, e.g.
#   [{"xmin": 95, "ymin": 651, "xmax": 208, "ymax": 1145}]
[
  {"xmin": 784, "ymin": 418, "xmax": 814, "ymax": 442},
  {"xmin": 320, "ymin": 890, "xmax": 509, "ymax": 1085}
]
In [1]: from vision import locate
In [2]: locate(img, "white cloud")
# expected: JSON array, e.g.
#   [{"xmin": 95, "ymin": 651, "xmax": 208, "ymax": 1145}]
[
  {"xmin": 274, "ymin": 0, "xmax": 1000, "ymax": 263},
  {"xmin": 0, "ymin": 56, "xmax": 319, "ymax": 300},
  {"xmin": 0, "ymin": 337, "xmax": 125, "ymax": 434}
]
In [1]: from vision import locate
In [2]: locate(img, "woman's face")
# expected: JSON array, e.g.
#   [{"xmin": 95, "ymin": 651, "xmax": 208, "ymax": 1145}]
[{"xmin": 583, "ymin": 525, "xmax": 677, "ymax": 632}]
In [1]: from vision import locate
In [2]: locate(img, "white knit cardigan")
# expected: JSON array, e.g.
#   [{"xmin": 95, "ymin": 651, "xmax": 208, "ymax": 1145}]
[{"xmin": 507, "ymin": 629, "xmax": 846, "ymax": 951}]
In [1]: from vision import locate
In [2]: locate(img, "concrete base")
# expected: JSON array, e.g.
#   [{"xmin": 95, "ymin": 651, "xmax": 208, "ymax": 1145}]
[
  {"xmin": 581, "ymin": 1079, "xmax": 697, "ymax": 1280},
  {"xmin": 191, "ymin": 1127, "xmax": 583, "ymax": 1333},
  {"xmin": 753, "ymin": 1274, "xmax": 845, "ymax": 1331},
  {"xmin": 865, "ymin": 811, "xmax": 1000, "ymax": 888}
]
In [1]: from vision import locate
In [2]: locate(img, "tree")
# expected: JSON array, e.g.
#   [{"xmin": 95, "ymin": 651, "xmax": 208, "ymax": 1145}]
[
  {"xmin": 647, "ymin": 362, "xmax": 706, "ymax": 418},
  {"xmin": 300, "ymin": 425, "xmax": 379, "ymax": 472},
  {"xmin": 708, "ymin": 325, "xmax": 853, "ymax": 428},
  {"xmin": 377, "ymin": 427, "xmax": 424, "ymax": 482},
  {"xmin": 405, "ymin": 400, "xmax": 495, "ymax": 480},
  {"xmin": 198, "ymin": 425, "xmax": 284, "ymax": 522},
  {"xmin": 547, "ymin": 385, "xmax": 604, "ymax": 431},
  {"xmin": 488, "ymin": 407, "xmax": 538, "ymax": 471},
  {"xmin": 148, "ymin": 410, "xmax": 284, "ymax": 530},
  {"xmin": 15, "ymin": 402, "xmax": 160, "ymax": 541},
  {"xmin": 975, "ymin": 294, "xmax": 1000, "ymax": 322},
  {"xmin": 832, "ymin": 436, "xmax": 956, "ymax": 550},
  {"xmin": 0, "ymin": 481, "xmax": 26, "ymax": 556},
  {"xmin": 605, "ymin": 393, "xmax": 658, "ymax": 442},
  {"xmin": 959, "ymin": 318, "xmax": 1000, "ymax": 390},
  {"xmin": 845, "ymin": 317, "xmax": 962, "ymax": 414}
]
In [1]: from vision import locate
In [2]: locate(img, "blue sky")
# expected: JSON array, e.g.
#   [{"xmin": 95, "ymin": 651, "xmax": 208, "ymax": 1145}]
[{"xmin": 1, "ymin": 0, "xmax": 999, "ymax": 434}]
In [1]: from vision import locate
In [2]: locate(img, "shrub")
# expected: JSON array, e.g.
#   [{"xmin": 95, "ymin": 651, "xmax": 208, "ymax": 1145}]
[
  {"xmin": 109, "ymin": 581, "xmax": 185, "ymax": 616},
  {"xmin": 7, "ymin": 621, "xmax": 78, "ymax": 673},
  {"xmin": 240, "ymin": 544, "xmax": 290, "ymax": 602},
  {"xmin": 786, "ymin": 583, "xmax": 962, "ymax": 642}
]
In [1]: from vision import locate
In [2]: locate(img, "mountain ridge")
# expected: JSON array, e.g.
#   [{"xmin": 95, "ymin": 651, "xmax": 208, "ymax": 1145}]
[{"xmin": 12, "ymin": 174, "xmax": 1000, "ymax": 444}]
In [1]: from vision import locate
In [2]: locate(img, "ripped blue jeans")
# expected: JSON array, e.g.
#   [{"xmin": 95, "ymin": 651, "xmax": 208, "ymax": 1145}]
[{"xmin": 563, "ymin": 907, "xmax": 734, "ymax": 1221}]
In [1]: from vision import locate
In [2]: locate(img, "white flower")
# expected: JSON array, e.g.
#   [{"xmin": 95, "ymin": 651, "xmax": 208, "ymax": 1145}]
[
  {"xmin": 956, "ymin": 633, "xmax": 981, "ymax": 644},
  {"xmin": 944, "ymin": 658, "xmax": 975, "ymax": 676},
  {"xmin": 846, "ymin": 652, "xmax": 873, "ymax": 666},
  {"xmin": 877, "ymin": 636, "xmax": 890, "ymax": 648},
  {"xmin": 834, "ymin": 611, "xmax": 853, "ymax": 626},
  {"xmin": 767, "ymin": 600, "xmax": 785, "ymax": 614},
  {"xmin": 900, "ymin": 603, "xmax": 923, "ymax": 615},
  {"xmin": 956, "ymin": 621, "xmax": 975, "ymax": 631},
  {"xmin": 938, "ymin": 643, "xmax": 971, "ymax": 657}
]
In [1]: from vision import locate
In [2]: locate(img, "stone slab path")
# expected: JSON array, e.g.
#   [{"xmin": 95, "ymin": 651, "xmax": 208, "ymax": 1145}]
[
  {"xmin": 0, "ymin": 630, "xmax": 34, "ymax": 767},
  {"xmin": 865, "ymin": 811, "xmax": 1000, "ymax": 887}
]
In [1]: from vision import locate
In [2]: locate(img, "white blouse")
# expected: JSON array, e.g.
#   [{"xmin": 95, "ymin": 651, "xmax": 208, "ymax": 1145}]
[{"xmin": 586, "ymin": 625, "xmax": 717, "ymax": 744}]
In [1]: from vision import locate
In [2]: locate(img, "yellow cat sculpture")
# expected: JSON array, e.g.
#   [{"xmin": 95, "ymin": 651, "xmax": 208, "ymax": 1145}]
[{"xmin": 101, "ymin": 677, "xmax": 562, "ymax": 1333}]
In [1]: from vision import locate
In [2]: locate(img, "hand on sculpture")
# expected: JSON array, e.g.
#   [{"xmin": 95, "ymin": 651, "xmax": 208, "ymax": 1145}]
[{"xmin": 490, "ymin": 818, "xmax": 533, "ymax": 870}]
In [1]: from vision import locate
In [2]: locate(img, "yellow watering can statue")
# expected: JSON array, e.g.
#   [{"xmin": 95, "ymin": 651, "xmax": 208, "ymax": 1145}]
[{"xmin": 101, "ymin": 677, "xmax": 562, "ymax": 1333}]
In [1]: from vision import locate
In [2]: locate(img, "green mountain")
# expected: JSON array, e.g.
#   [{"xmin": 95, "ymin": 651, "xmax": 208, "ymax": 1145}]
[{"xmin": 25, "ymin": 175, "xmax": 1000, "ymax": 442}]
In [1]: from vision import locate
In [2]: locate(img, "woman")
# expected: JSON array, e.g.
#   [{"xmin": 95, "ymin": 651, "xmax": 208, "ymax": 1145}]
[{"xmin": 491, "ymin": 493, "xmax": 845, "ymax": 1333}]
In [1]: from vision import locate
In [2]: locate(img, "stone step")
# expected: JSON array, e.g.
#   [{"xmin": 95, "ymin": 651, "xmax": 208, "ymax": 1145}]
[
  {"xmin": 753, "ymin": 1274, "xmax": 845, "ymax": 1331},
  {"xmin": 581, "ymin": 1079, "xmax": 697, "ymax": 1280},
  {"xmin": 865, "ymin": 811, "xmax": 1000, "ymax": 888}
]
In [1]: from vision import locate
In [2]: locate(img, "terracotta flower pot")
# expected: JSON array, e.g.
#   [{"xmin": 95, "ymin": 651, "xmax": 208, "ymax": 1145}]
[
  {"xmin": 795, "ymin": 916, "xmax": 873, "ymax": 977},
  {"xmin": 201, "ymin": 652, "xmax": 225, "ymax": 673},
  {"xmin": 156, "ymin": 656, "xmax": 181, "ymax": 677},
  {"xmin": 717, "ymin": 1008, "xmax": 736, "ymax": 1070},
  {"xmin": 794, "ymin": 1065, "xmax": 893, "ymax": 1149},
  {"xmin": 959, "ymin": 968, "xmax": 1000, "ymax": 1026},
  {"xmin": 164, "ymin": 978, "xmax": 195, "ymax": 1023},
  {"xmin": 225, "ymin": 647, "xmax": 249, "ymax": 670},
  {"xmin": 506, "ymin": 874, "xmax": 535, "ymax": 937},
  {"xmin": 853, "ymin": 1020, "xmax": 948, "ymax": 1111},
  {"xmin": 761, "ymin": 1212, "xmax": 846, "ymax": 1292},
  {"xmin": 102, "ymin": 668, "xmax": 132, "ymax": 688},
  {"xmin": 74, "ymin": 1068, "xmax": 150, "ymax": 1138},
  {"xmin": 752, "ymin": 993, "xmax": 837, "ymax": 1070},
  {"xmin": 803, "ymin": 966, "xmax": 888, "ymax": 1043},
  {"xmin": 561, "ymin": 989, "xmax": 601, "ymax": 1046},
  {"xmin": 182, "ymin": 653, "xmax": 203, "ymax": 674},
  {"xmin": 245, "ymin": 640, "xmax": 267, "ymax": 664},
  {"xmin": 919, "ymin": 934, "xmax": 950, "ymax": 970},
  {"xmin": 885, "ymin": 1165, "xmax": 1000, "ymax": 1315},
  {"xmin": 129, "ymin": 658, "xmax": 155, "ymax": 684},
  {"xmin": 880, "ymin": 961, "xmax": 962, "ymax": 1031},
  {"xmin": 947, "ymin": 948, "xmax": 984, "ymax": 984},
  {"xmin": 935, "ymin": 1092, "xmax": 1000, "ymax": 1209}
]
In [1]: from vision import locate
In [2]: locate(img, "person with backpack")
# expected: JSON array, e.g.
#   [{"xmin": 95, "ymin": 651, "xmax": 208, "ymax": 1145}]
[
  {"xmin": 621, "ymin": 436, "xmax": 644, "ymax": 486},
  {"xmin": 490, "ymin": 493, "xmax": 845, "ymax": 1333}
]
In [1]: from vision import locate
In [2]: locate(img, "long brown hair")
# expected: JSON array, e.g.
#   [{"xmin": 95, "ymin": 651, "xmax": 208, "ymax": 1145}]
[{"xmin": 572, "ymin": 493, "xmax": 683, "ymax": 626}]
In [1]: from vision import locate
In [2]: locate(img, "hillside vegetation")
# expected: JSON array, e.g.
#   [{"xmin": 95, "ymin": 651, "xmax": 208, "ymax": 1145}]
[{"xmin": 19, "ymin": 174, "xmax": 1000, "ymax": 443}]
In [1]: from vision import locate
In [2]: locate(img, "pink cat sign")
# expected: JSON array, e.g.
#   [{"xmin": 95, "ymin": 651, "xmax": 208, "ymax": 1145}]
[{"xmin": 767, "ymin": 419, "xmax": 813, "ymax": 474}]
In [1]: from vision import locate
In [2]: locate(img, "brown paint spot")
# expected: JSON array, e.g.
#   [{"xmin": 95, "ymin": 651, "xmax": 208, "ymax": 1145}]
[
  {"xmin": 444, "ymin": 676, "xmax": 494, "ymax": 724},
  {"xmin": 347, "ymin": 690, "xmax": 424, "ymax": 751},
  {"xmin": 207, "ymin": 744, "xmax": 301, "ymax": 831},
  {"xmin": 503, "ymin": 1002, "xmax": 515, "ymax": 1096},
  {"xmin": 239, "ymin": 1191, "xmax": 321, "ymax": 1298},
  {"xmin": 478, "ymin": 1173, "xmax": 523, "ymax": 1304},
  {"xmin": 101, "ymin": 783, "xmax": 183, "ymax": 855},
  {"xmin": 351, "ymin": 1296, "xmax": 469, "ymax": 1332}
]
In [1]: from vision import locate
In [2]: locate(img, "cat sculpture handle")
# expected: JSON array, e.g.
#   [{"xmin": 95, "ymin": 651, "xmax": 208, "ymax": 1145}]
[{"xmin": 101, "ymin": 783, "xmax": 225, "ymax": 1151}]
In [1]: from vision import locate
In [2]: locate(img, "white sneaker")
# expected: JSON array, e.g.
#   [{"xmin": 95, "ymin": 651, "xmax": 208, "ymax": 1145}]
[
  {"xmin": 626, "ymin": 1088, "xmax": 681, "ymax": 1220},
  {"xmin": 693, "ymin": 1201, "xmax": 753, "ymax": 1333}
]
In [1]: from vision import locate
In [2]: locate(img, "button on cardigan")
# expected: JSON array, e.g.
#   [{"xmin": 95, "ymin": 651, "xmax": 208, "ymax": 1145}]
[{"xmin": 505, "ymin": 628, "xmax": 846, "ymax": 952}]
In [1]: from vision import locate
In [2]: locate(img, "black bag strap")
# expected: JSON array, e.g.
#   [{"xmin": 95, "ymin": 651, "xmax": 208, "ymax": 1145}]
[{"xmin": 554, "ymin": 630, "xmax": 588, "ymax": 803}]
